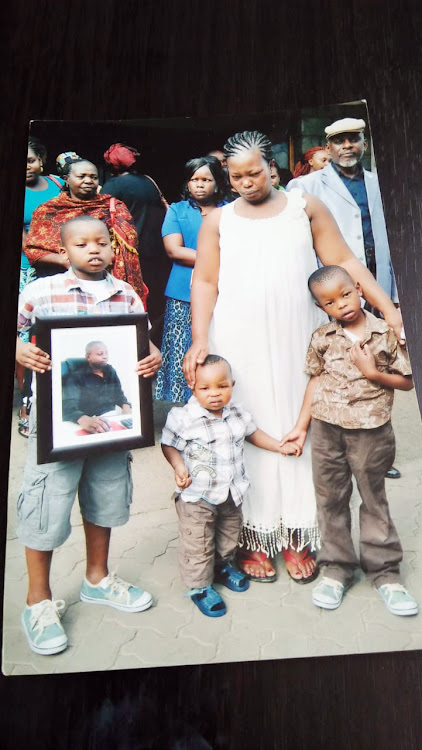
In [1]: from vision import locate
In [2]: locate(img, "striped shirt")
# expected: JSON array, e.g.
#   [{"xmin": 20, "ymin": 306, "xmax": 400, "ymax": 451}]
[
  {"xmin": 161, "ymin": 396, "xmax": 257, "ymax": 506},
  {"xmin": 17, "ymin": 269, "xmax": 144, "ymax": 333}
]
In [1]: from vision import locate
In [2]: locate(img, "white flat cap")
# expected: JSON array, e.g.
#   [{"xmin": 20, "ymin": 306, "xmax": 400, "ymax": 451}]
[{"xmin": 325, "ymin": 118, "xmax": 366, "ymax": 139}]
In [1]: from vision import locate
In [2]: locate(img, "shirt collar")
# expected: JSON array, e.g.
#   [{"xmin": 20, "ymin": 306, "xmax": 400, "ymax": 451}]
[
  {"xmin": 63, "ymin": 269, "xmax": 126, "ymax": 294},
  {"xmin": 327, "ymin": 310, "xmax": 389, "ymax": 343},
  {"xmin": 186, "ymin": 395, "xmax": 233, "ymax": 421},
  {"xmin": 331, "ymin": 161, "xmax": 364, "ymax": 180}
]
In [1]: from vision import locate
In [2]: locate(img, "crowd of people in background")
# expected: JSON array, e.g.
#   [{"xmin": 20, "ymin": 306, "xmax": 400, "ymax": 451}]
[{"xmin": 15, "ymin": 118, "xmax": 418, "ymax": 657}]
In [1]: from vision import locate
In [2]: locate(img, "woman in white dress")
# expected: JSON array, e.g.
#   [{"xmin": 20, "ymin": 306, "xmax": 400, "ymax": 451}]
[{"xmin": 183, "ymin": 131, "xmax": 403, "ymax": 583}]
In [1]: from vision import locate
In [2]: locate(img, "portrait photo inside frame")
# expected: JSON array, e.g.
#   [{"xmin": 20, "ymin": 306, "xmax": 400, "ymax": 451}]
[
  {"xmin": 3, "ymin": 100, "xmax": 422, "ymax": 677},
  {"xmin": 35, "ymin": 313, "xmax": 153, "ymax": 463}
]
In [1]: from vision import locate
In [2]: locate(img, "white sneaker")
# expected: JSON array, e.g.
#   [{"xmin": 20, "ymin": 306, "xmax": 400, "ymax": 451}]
[
  {"xmin": 376, "ymin": 583, "xmax": 418, "ymax": 616},
  {"xmin": 21, "ymin": 599, "xmax": 67, "ymax": 655},
  {"xmin": 312, "ymin": 577, "xmax": 348, "ymax": 610}
]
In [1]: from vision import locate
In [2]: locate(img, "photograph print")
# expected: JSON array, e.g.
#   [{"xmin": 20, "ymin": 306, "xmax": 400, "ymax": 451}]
[
  {"xmin": 35, "ymin": 314, "xmax": 153, "ymax": 463},
  {"xmin": 3, "ymin": 100, "xmax": 422, "ymax": 677}
]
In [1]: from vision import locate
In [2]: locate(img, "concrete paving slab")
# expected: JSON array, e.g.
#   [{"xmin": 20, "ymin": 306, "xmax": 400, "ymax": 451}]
[{"xmin": 3, "ymin": 390, "xmax": 422, "ymax": 676}]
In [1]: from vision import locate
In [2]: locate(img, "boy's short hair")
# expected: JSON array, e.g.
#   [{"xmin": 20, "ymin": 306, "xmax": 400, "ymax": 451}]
[
  {"xmin": 60, "ymin": 215, "xmax": 108, "ymax": 244},
  {"xmin": 85, "ymin": 340, "xmax": 107, "ymax": 355},
  {"xmin": 199, "ymin": 354, "xmax": 232, "ymax": 376},
  {"xmin": 308, "ymin": 265, "xmax": 355, "ymax": 299}
]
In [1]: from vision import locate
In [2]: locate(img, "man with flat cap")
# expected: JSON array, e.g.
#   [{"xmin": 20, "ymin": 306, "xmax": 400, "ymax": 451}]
[{"xmin": 287, "ymin": 117, "xmax": 401, "ymax": 479}]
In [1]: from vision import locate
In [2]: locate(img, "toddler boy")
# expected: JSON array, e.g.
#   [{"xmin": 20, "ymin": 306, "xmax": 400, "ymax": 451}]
[
  {"xmin": 16, "ymin": 215, "xmax": 162, "ymax": 655},
  {"xmin": 282, "ymin": 265, "xmax": 418, "ymax": 615},
  {"xmin": 161, "ymin": 354, "xmax": 300, "ymax": 617}
]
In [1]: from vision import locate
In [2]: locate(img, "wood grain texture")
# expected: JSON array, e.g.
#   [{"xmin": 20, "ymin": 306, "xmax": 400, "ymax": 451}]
[{"xmin": 1, "ymin": 1, "xmax": 422, "ymax": 747}]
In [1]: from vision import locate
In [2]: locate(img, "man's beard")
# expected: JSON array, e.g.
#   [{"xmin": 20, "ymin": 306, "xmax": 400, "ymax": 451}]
[{"xmin": 338, "ymin": 156, "xmax": 359, "ymax": 168}]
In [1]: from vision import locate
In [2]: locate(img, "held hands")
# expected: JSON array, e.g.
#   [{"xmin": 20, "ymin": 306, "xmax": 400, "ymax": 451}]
[
  {"xmin": 349, "ymin": 343, "xmax": 378, "ymax": 380},
  {"xmin": 136, "ymin": 342, "xmax": 162, "ymax": 378},
  {"xmin": 183, "ymin": 340, "xmax": 209, "ymax": 389},
  {"xmin": 16, "ymin": 340, "xmax": 51, "ymax": 373},
  {"xmin": 77, "ymin": 415, "xmax": 110, "ymax": 434},
  {"xmin": 280, "ymin": 426, "xmax": 308, "ymax": 453},
  {"xmin": 278, "ymin": 440, "xmax": 302, "ymax": 457},
  {"xmin": 174, "ymin": 463, "xmax": 192, "ymax": 490}
]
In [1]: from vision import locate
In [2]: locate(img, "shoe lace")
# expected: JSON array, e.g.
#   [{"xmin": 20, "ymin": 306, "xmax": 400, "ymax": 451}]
[
  {"xmin": 381, "ymin": 583, "xmax": 407, "ymax": 598},
  {"xmin": 30, "ymin": 599, "xmax": 65, "ymax": 631},
  {"xmin": 104, "ymin": 571, "xmax": 130, "ymax": 595}
]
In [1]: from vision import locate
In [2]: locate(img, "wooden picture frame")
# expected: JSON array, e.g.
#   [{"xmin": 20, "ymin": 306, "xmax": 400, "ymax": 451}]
[{"xmin": 35, "ymin": 313, "xmax": 154, "ymax": 463}]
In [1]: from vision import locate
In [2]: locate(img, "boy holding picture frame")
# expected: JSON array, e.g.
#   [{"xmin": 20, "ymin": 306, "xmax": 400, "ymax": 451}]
[{"xmin": 15, "ymin": 215, "xmax": 162, "ymax": 656}]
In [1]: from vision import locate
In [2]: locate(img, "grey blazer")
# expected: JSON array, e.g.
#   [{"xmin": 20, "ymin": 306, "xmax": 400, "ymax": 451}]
[{"xmin": 287, "ymin": 163, "xmax": 398, "ymax": 301}]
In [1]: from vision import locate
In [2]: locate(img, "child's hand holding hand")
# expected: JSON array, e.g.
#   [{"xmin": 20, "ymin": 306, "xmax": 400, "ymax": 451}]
[
  {"xmin": 279, "ymin": 440, "xmax": 302, "ymax": 457},
  {"xmin": 175, "ymin": 463, "xmax": 192, "ymax": 489},
  {"xmin": 16, "ymin": 339, "xmax": 51, "ymax": 373},
  {"xmin": 136, "ymin": 342, "xmax": 162, "ymax": 378},
  {"xmin": 350, "ymin": 343, "xmax": 378, "ymax": 380}
]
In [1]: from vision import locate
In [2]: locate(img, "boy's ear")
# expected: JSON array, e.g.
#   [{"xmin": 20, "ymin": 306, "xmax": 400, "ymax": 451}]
[
  {"xmin": 355, "ymin": 282, "xmax": 363, "ymax": 296},
  {"xmin": 314, "ymin": 300, "xmax": 323, "ymax": 309},
  {"xmin": 59, "ymin": 246, "xmax": 68, "ymax": 258}
]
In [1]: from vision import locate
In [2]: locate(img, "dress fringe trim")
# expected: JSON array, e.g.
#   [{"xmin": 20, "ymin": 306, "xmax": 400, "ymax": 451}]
[
  {"xmin": 110, "ymin": 228, "xmax": 139, "ymax": 255},
  {"xmin": 239, "ymin": 521, "xmax": 320, "ymax": 558}
]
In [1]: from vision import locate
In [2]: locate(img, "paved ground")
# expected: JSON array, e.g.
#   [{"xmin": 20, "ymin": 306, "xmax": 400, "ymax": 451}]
[{"xmin": 3, "ymin": 387, "xmax": 422, "ymax": 676}]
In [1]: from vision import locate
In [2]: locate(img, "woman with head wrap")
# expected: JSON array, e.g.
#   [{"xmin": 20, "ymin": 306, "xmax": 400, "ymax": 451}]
[
  {"xmin": 102, "ymin": 143, "xmax": 170, "ymax": 343},
  {"xmin": 24, "ymin": 157, "xmax": 147, "ymax": 303},
  {"xmin": 292, "ymin": 146, "xmax": 331, "ymax": 178}
]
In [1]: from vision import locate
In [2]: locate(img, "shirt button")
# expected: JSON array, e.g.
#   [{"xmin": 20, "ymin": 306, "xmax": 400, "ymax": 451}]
[
  {"xmin": 355, "ymin": 213, "xmax": 360, "ymax": 219},
  {"xmin": 357, "ymin": 235, "xmax": 362, "ymax": 240}
]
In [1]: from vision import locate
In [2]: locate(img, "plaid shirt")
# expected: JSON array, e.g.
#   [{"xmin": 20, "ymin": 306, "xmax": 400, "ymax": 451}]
[
  {"xmin": 17, "ymin": 269, "xmax": 144, "ymax": 334},
  {"xmin": 161, "ymin": 396, "xmax": 257, "ymax": 506}
]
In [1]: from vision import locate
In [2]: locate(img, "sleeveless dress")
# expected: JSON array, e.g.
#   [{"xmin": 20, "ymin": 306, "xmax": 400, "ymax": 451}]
[{"xmin": 209, "ymin": 189, "xmax": 327, "ymax": 554}]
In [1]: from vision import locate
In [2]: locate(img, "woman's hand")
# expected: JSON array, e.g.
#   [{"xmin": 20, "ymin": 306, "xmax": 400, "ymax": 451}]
[
  {"xmin": 183, "ymin": 340, "xmax": 209, "ymax": 389},
  {"xmin": 16, "ymin": 339, "xmax": 51, "ymax": 373},
  {"xmin": 136, "ymin": 342, "xmax": 162, "ymax": 378},
  {"xmin": 280, "ymin": 426, "xmax": 308, "ymax": 452},
  {"xmin": 383, "ymin": 306, "xmax": 405, "ymax": 344}
]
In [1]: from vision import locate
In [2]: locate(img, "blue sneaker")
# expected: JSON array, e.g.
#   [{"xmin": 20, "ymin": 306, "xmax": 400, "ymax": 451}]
[
  {"xmin": 376, "ymin": 583, "xmax": 418, "ymax": 616},
  {"xmin": 21, "ymin": 599, "xmax": 67, "ymax": 655},
  {"xmin": 312, "ymin": 577, "xmax": 348, "ymax": 610},
  {"xmin": 80, "ymin": 572, "xmax": 153, "ymax": 613},
  {"xmin": 190, "ymin": 586, "xmax": 227, "ymax": 617}
]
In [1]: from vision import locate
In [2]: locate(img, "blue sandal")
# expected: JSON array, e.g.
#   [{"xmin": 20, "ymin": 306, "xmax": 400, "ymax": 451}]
[
  {"xmin": 214, "ymin": 562, "xmax": 250, "ymax": 592},
  {"xmin": 191, "ymin": 586, "xmax": 227, "ymax": 617}
]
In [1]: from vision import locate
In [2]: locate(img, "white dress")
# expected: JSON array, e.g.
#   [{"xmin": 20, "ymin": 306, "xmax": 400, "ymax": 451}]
[{"xmin": 209, "ymin": 189, "xmax": 327, "ymax": 554}]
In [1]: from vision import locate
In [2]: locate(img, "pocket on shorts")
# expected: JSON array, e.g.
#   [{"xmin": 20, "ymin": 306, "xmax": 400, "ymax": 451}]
[{"xmin": 17, "ymin": 470, "xmax": 48, "ymax": 532}]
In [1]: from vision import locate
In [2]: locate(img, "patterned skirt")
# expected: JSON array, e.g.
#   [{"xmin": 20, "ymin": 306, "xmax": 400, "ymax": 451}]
[
  {"xmin": 18, "ymin": 265, "xmax": 37, "ymax": 343},
  {"xmin": 154, "ymin": 297, "xmax": 192, "ymax": 403}
]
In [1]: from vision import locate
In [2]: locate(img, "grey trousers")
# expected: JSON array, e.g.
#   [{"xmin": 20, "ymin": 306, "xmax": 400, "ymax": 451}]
[
  {"xmin": 311, "ymin": 419, "xmax": 402, "ymax": 587},
  {"xmin": 175, "ymin": 493, "xmax": 243, "ymax": 589}
]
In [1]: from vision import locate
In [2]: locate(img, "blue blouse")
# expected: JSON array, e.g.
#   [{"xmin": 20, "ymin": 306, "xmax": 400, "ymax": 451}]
[
  {"xmin": 162, "ymin": 200, "xmax": 203, "ymax": 302},
  {"xmin": 23, "ymin": 176, "xmax": 64, "ymax": 268}
]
